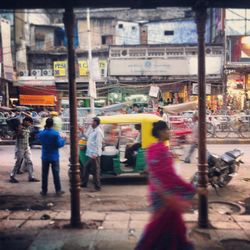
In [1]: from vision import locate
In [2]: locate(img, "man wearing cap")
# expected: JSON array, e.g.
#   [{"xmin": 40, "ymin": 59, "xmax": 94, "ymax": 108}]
[{"xmin": 80, "ymin": 117, "xmax": 104, "ymax": 191}]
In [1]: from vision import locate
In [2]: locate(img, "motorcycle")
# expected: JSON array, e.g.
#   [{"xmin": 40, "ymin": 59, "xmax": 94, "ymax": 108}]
[{"xmin": 191, "ymin": 149, "xmax": 244, "ymax": 192}]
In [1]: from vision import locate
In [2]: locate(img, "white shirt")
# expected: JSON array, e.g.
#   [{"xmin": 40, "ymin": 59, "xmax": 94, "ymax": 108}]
[{"xmin": 84, "ymin": 126, "xmax": 104, "ymax": 157}]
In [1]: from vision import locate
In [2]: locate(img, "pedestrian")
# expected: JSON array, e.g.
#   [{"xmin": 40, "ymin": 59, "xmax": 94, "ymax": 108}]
[
  {"xmin": 135, "ymin": 121, "xmax": 207, "ymax": 250},
  {"xmin": 38, "ymin": 118, "xmax": 66, "ymax": 196},
  {"xmin": 184, "ymin": 112, "xmax": 198, "ymax": 163},
  {"xmin": 80, "ymin": 117, "xmax": 104, "ymax": 191},
  {"xmin": 10, "ymin": 117, "xmax": 40, "ymax": 183}
]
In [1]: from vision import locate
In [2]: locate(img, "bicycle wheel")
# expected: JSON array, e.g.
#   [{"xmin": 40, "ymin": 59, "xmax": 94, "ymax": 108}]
[
  {"xmin": 206, "ymin": 122, "xmax": 214, "ymax": 138},
  {"xmin": 215, "ymin": 123, "xmax": 230, "ymax": 138},
  {"xmin": 239, "ymin": 123, "xmax": 250, "ymax": 138}
]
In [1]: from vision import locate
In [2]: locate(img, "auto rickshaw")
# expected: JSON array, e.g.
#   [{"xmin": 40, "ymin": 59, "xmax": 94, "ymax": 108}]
[{"xmin": 79, "ymin": 114, "xmax": 163, "ymax": 176}]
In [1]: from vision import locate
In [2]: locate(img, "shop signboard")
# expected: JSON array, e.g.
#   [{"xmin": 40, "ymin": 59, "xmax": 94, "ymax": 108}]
[
  {"xmin": 19, "ymin": 95, "xmax": 55, "ymax": 106},
  {"xmin": 79, "ymin": 60, "xmax": 88, "ymax": 76},
  {"xmin": 54, "ymin": 61, "xmax": 67, "ymax": 77}
]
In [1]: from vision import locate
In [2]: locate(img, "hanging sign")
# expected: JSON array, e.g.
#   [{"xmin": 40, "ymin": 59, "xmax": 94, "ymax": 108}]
[{"xmin": 149, "ymin": 85, "xmax": 160, "ymax": 98}]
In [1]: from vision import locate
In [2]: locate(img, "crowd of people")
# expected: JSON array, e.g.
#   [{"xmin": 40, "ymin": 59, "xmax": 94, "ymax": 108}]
[{"xmin": 4, "ymin": 104, "xmax": 209, "ymax": 249}]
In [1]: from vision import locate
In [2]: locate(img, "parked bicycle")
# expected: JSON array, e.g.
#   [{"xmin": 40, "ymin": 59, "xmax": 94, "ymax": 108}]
[{"xmin": 214, "ymin": 116, "xmax": 250, "ymax": 138}]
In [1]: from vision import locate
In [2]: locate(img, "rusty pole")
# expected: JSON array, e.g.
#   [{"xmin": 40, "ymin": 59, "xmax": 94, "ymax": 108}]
[
  {"xmin": 195, "ymin": 7, "xmax": 209, "ymax": 228},
  {"xmin": 63, "ymin": 7, "xmax": 81, "ymax": 227}
]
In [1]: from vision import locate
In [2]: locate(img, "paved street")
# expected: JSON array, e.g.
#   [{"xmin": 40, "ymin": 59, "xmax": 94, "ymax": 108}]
[
  {"xmin": 0, "ymin": 144, "xmax": 250, "ymax": 213},
  {"xmin": 1, "ymin": 143, "xmax": 250, "ymax": 250}
]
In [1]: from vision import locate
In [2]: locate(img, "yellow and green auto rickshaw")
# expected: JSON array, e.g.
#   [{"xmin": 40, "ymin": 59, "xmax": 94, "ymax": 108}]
[{"xmin": 79, "ymin": 113, "xmax": 163, "ymax": 176}]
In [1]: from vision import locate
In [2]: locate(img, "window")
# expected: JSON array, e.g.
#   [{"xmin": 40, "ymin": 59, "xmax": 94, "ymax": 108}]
[
  {"xmin": 164, "ymin": 30, "xmax": 174, "ymax": 36},
  {"xmin": 118, "ymin": 24, "xmax": 123, "ymax": 29},
  {"xmin": 35, "ymin": 38, "xmax": 45, "ymax": 50},
  {"xmin": 101, "ymin": 35, "xmax": 113, "ymax": 45}
]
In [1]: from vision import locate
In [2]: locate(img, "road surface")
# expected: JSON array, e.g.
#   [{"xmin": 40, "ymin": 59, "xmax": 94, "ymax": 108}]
[{"xmin": 0, "ymin": 144, "xmax": 249, "ymax": 214}]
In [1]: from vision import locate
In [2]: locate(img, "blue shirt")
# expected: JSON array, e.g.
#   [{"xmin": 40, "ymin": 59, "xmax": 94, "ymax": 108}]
[{"xmin": 38, "ymin": 128, "xmax": 65, "ymax": 161}]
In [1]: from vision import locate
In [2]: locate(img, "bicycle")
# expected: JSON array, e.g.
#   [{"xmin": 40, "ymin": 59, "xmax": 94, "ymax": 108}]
[{"xmin": 214, "ymin": 116, "xmax": 250, "ymax": 138}]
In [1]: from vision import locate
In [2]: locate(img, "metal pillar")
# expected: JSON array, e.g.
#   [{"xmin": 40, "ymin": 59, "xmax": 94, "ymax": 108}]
[
  {"xmin": 195, "ymin": 7, "xmax": 209, "ymax": 228},
  {"xmin": 63, "ymin": 7, "xmax": 81, "ymax": 227}
]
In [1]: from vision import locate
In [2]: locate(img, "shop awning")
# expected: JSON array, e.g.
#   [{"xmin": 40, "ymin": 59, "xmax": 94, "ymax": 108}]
[
  {"xmin": 19, "ymin": 95, "xmax": 55, "ymax": 106},
  {"xmin": 163, "ymin": 101, "xmax": 198, "ymax": 114}
]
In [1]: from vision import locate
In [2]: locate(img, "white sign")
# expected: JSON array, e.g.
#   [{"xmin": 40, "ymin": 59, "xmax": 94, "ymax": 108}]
[
  {"xmin": 110, "ymin": 59, "xmax": 189, "ymax": 76},
  {"xmin": 188, "ymin": 56, "xmax": 222, "ymax": 75},
  {"xmin": 149, "ymin": 85, "xmax": 160, "ymax": 98},
  {"xmin": 192, "ymin": 83, "xmax": 211, "ymax": 95}
]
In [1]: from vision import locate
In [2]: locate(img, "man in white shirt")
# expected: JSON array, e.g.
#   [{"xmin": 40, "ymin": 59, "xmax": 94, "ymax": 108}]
[
  {"xmin": 184, "ymin": 113, "xmax": 198, "ymax": 163},
  {"xmin": 81, "ymin": 117, "xmax": 104, "ymax": 191}
]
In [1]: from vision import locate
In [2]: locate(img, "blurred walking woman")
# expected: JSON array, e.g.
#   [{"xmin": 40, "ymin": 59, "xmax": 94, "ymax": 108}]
[{"xmin": 135, "ymin": 121, "xmax": 206, "ymax": 250}]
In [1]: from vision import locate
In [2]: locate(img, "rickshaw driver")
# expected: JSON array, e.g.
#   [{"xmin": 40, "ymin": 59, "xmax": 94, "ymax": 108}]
[{"xmin": 123, "ymin": 124, "xmax": 142, "ymax": 167}]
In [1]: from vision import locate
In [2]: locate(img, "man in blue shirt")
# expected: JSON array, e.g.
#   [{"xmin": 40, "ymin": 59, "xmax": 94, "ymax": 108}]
[{"xmin": 38, "ymin": 118, "xmax": 66, "ymax": 196}]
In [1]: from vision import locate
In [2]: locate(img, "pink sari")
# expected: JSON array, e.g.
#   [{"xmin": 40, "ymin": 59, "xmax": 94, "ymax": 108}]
[{"xmin": 135, "ymin": 142, "xmax": 195, "ymax": 250}]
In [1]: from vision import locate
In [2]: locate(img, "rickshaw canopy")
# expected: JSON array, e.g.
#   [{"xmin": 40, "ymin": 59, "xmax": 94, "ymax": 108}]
[{"xmin": 99, "ymin": 114, "xmax": 163, "ymax": 149}]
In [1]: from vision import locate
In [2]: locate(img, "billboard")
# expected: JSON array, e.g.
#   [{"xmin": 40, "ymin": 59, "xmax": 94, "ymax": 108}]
[
  {"xmin": 228, "ymin": 36, "xmax": 250, "ymax": 62},
  {"xmin": 54, "ymin": 59, "xmax": 107, "ymax": 78},
  {"xmin": 110, "ymin": 56, "xmax": 222, "ymax": 76}
]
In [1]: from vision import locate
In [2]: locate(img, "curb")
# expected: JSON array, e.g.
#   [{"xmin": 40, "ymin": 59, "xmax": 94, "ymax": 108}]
[
  {"xmin": 0, "ymin": 140, "xmax": 15, "ymax": 145},
  {"xmin": 207, "ymin": 139, "xmax": 250, "ymax": 144}
]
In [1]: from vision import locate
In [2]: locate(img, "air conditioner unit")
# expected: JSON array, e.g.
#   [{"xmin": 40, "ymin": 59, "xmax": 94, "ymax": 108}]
[
  {"xmin": 42, "ymin": 69, "xmax": 53, "ymax": 76},
  {"xmin": 30, "ymin": 69, "xmax": 41, "ymax": 77},
  {"xmin": 18, "ymin": 70, "xmax": 29, "ymax": 77}
]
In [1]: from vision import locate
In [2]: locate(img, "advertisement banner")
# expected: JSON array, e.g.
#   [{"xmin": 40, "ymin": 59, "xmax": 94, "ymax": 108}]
[
  {"xmin": 54, "ymin": 61, "xmax": 67, "ymax": 77},
  {"xmin": 1, "ymin": 18, "xmax": 13, "ymax": 81},
  {"xmin": 88, "ymin": 78, "xmax": 97, "ymax": 98},
  {"xmin": 78, "ymin": 60, "xmax": 88, "ymax": 76},
  {"xmin": 19, "ymin": 95, "xmax": 55, "ymax": 106}
]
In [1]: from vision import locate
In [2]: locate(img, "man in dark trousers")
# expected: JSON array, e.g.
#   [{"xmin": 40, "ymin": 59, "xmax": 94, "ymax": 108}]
[
  {"xmin": 38, "ymin": 118, "xmax": 66, "ymax": 196},
  {"xmin": 81, "ymin": 117, "xmax": 104, "ymax": 192},
  {"xmin": 10, "ymin": 116, "xmax": 40, "ymax": 183}
]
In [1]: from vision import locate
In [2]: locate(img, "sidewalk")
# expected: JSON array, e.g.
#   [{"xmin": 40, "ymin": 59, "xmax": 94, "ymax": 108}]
[{"xmin": 1, "ymin": 210, "xmax": 250, "ymax": 250}]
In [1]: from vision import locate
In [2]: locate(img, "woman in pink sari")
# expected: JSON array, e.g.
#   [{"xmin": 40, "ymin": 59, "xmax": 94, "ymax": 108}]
[{"xmin": 135, "ymin": 121, "xmax": 206, "ymax": 250}]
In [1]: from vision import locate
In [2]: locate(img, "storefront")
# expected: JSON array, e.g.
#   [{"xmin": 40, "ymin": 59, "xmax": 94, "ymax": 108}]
[
  {"xmin": 15, "ymin": 76, "xmax": 58, "ymax": 111},
  {"xmin": 226, "ymin": 73, "xmax": 250, "ymax": 111}
]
